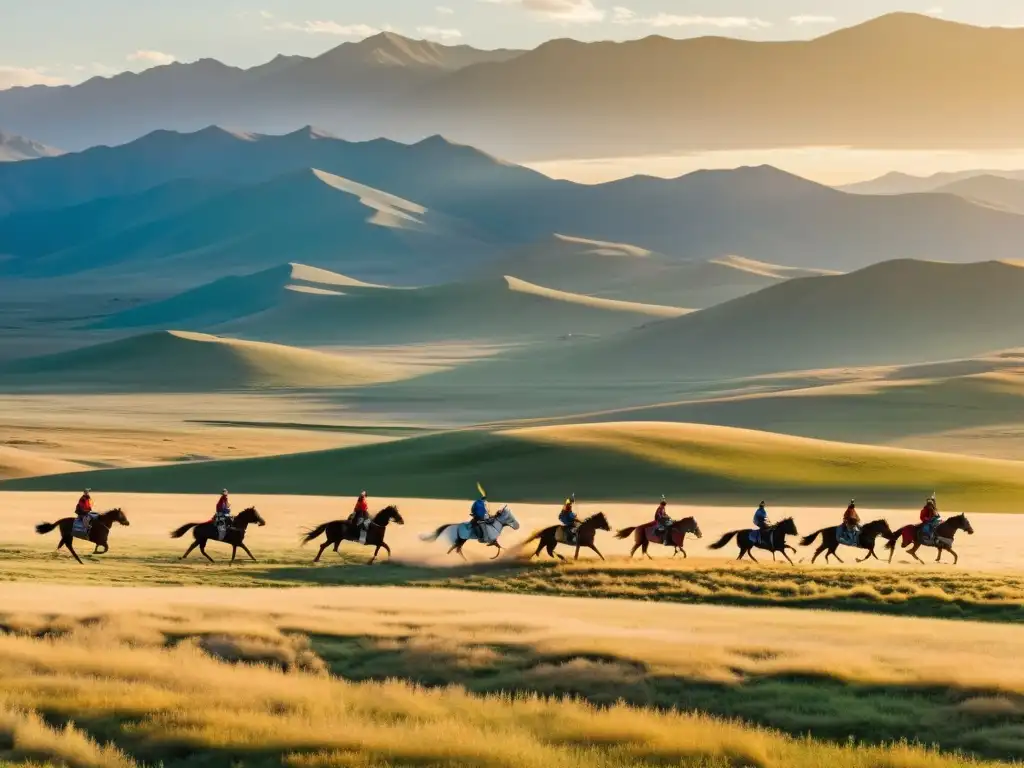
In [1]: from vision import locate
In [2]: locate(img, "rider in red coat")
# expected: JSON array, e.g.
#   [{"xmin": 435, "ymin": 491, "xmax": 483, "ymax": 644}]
[
  {"xmin": 349, "ymin": 491, "xmax": 371, "ymax": 530},
  {"xmin": 75, "ymin": 489, "xmax": 93, "ymax": 528},
  {"xmin": 653, "ymin": 496, "xmax": 673, "ymax": 544}
]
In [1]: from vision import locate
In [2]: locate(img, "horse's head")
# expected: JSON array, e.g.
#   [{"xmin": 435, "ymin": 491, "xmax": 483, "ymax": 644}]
[
  {"xmin": 777, "ymin": 517, "xmax": 798, "ymax": 536},
  {"xmin": 238, "ymin": 507, "xmax": 266, "ymax": 527},
  {"xmin": 679, "ymin": 516, "xmax": 702, "ymax": 539},
  {"xmin": 107, "ymin": 508, "xmax": 130, "ymax": 526},
  {"xmin": 495, "ymin": 505, "xmax": 520, "ymax": 530},
  {"xmin": 867, "ymin": 519, "xmax": 893, "ymax": 537},
  {"xmin": 951, "ymin": 514, "xmax": 974, "ymax": 535},
  {"xmin": 586, "ymin": 512, "xmax": 611, "ymax": 531},
  {"xmin": 376, "ymin": 505, "xmax": 404, "ymax": 526}
]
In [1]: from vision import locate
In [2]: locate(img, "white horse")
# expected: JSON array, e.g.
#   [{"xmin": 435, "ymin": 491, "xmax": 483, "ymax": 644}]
[{"xmin": 420, "ymin": 505, "xmax": 520, "ymax": 560}]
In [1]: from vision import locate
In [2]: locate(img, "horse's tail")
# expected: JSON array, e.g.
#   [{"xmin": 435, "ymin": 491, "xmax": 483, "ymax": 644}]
[
  {"xmin": 300, "ymin": 522, "xmax": 330, "ymax": 545},
  {"xmin": 520, "ymin": 529, "xmax": 545, "ymax": 546},
  {"xmin": 614, "ymin": 526, "xmax": 637, "ymax": 540},
  {"xmin": 420, "ymin": 524, "xmax": 453, "ymax": 543},
  {"xmin": 170, "ymin": 522, "xmax": 199, "ymax": 539},
  {"xmin": 800, "ymin": 528, "xmax": 827, "ymax": 547},
  {"xmin": 35, "ymin": 522, "xmax": 58, "ymax": 535},
  {"xmin": 888, "ymin": 526, "xmax": 912, "ymax": 550},
  {"xmin": 708, "ymin": 530, "xmax": 740, "ymax": 550}
]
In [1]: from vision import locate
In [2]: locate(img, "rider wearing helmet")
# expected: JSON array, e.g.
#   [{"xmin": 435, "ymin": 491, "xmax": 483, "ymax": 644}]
[
  {"xmin": 349, "ymin": 491, "xmax": 371, "ymax": 531},
  {"xmin": 75, "ymin": 489, "xmax": 93, "ymax": 531},
  {"xmin": 470, "ymin": 488, "xmax": 490, "ymax": 540},
  {"xmin": 558, "ymin": 494, "xmax": 578, "ymax": 541},
  {"xmin": 842, "ymin": 499, "xmax": 861, "ymax": 542},
  {"xmin": 919, "ymin": 494, "xmax": 941, "ymax": 541},
  {"xmin": 215, "ymin": 489, "xmax": 231, "ymax": 520},
  {"xmin": 753, "ymin": 501, "xmax": 770, "ymax": 544},
  {"xmin": 654, "ymin": 496, "xmax": 673, "ymax": 545}
]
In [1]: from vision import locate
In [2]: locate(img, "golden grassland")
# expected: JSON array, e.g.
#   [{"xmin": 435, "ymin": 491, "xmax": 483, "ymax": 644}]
[{"xmin": 0, "ymin": 586, "xmax": 1022, "ymax": 765}]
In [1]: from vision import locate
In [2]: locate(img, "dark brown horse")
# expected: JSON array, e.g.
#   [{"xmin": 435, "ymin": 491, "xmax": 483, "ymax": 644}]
[
  {"xmin": 615, "ymin": 516, "xmax": 702, "ymax": 559},
  {"xmin": 35, "ymin": 508, "xmax": 130, "ymax": 564},
  {"xmin": 800, "ymin": 519, "xmax": 895, "ymax": 564},
  {"xmin": 521, "ymin": 512, "xmax": 611, "ymax": 561},
  {"xmin": 708, "ymin": 517, "xmax": 800, "ymax": 564},
  {"xmin": 170, "ymin": 506, "xmax": 265, "ymax": 563},
  {"xmin": 887, "ymin": 513, "xmax": 974, "ymax": 564},
  {"xmin": 301, "ymin": 505, "xmax": 405, "ymax": 565}
]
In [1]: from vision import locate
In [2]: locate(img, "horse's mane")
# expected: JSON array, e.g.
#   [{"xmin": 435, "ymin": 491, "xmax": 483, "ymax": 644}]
[
  {"xmin": 374, "ymin": 505, "xmax": 399, "ymax": 521},
  {"xmin": 584, "ymin": 511, "xmax": 607, "ymax": 524},
  {"xmin": 99, "ymin": 507, "xmax": 123, "ymax": 516}
]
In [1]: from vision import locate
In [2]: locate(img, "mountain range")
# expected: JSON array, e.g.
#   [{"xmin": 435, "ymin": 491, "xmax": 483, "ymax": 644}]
[
  {"xmin": 6, "ymin": 15, "xmax": 1024, "ymax": 159},
  {"xmin": 5, "ymin": 127, "xmax": 1024, "ymax": 291},
  {"xmin": 0, "ymin": 131, "xmax": 62, "ymax": 162}
]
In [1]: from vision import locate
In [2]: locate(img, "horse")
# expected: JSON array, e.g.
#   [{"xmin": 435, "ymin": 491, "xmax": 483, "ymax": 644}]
[
  {"xmin": 800, "ymin": 518, "xmax": 895, "ymax": 564},
  {"xmin": 170, "ymin": 506, "xmax": 266, "ymax": 563},
  {"xmin": 420, "ymin": 505, "xmax": 520, "ymax": 560},
  {"xmin": 35, "ymin": 508, "xmax": 130, "ymax": 565},
  {"xmin": 521, "ymin": 512, "xmax": 611, "ymax": 561},
  {"xmin": 708, "ymin": 517, "xmax": 800, "ymax": 564},
  {"xmin": 886, "ymin": 513, "xmax": 974, "ymax": 565},
  {"xmin": 614, "ymin": 516, "xmax": 703, "ymax": 559},
  {"xmin": 301, "ymin": 505, "xmax": 405, "ymax": 565}
]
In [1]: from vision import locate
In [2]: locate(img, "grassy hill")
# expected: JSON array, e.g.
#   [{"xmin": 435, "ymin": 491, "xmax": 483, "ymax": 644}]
[
  {"xmin": 9, "ymin": 421, "xmax": 1024, "ymax": 512},
  {"xmin": 0, "ymin": 330, "xmax": 413, "ymax": 391}
]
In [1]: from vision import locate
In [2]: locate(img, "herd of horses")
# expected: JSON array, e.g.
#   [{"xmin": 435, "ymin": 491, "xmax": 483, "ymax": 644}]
[{"xmin": 32, "ymin": 504, "xmax": 976, "ymax": 566}]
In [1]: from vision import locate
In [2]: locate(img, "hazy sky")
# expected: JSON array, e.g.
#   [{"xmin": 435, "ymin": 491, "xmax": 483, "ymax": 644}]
[{"xmin": 2, "ymin": 0, "xmax": 1023, "ymax": 88}]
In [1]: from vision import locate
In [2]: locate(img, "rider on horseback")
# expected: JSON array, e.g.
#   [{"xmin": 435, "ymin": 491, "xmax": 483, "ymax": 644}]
[
  {"xmin": 919, "ymin": 494, "xmax": 941, "ymax": 542},
  {"xmin": 654, "ymin": 496, "xmax": 673, "ymax": 545},
  {"xmin": 214, "ymin": 490, "xmax": 232, "ymax": 537},
  {"xmin": 842, "ymin": 499, "xmax": 861, "ymax": 541},
  {"xmin": 470, "ymin": 487, "xmax": 489, "ymax": 541},
  {"xmin": 75, "ymin": 489, "xmax": 93, "ymax": 532},
  {"xmin": 558, "ymin": 494, "xmax": 578, "ymax": 542},
  {"xmin": 348, "ymin": 491, "xmax": 371, "ymax": 531},
  {"xmin": 753, "ymin": 501, "xmax": 770, "ymax": 544}
]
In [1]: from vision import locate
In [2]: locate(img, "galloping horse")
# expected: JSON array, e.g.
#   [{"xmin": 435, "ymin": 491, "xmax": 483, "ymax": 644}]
[
  {"xmin": 800, "ymin": 519, "xmax": 895, "ymax": 564},
  {"xmin": 420, "ymin": 505, "xmax": 520, "ymax": 560},
  {"xmin": 35, "ymin": 508, "xmax": 130, "ymax": 564},
  {"xmin": 301, "ymin": 505, "xmax": 405, "ymax": 565},
  {"xmin": 615, "ymin": 516, "xmax": 702, "ymax": 559},
  {"xmin": 709, "ymin": 517, "xmax": 800, "ymax": 564},
  {"xmin": 522, "ymin": 512, "xmax": 611, "ymax": 561},
  {"xmin": 170, "ymin": 506, "xmax": 266, "ymax": 563},
  {"xmin": 887, "ymin": 513, "xmax": 974, "ymax": 565}
]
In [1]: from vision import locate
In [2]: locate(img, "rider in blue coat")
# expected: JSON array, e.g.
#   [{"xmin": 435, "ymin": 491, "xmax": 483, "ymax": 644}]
[
  {"xmin": 558, "ymin": 494, "xmax": 578, "ymax": 541},
  {"xmin": 753, "ymin": 501, "xmax": 771, "ymax": 544},
  {"xmin": 470, "ymin": 490, "xmax": 489, "ymax": 539}
]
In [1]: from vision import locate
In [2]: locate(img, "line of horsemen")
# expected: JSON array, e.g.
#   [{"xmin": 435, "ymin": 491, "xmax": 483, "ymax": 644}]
[{"xmin": 71, "ymin": 486, "xmax": 948, "ymax": 547}]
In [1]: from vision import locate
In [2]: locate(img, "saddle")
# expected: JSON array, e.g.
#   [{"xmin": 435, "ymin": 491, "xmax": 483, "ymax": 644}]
[
  {"xmin": 836, "ymin": 525, "xmax": 860, "ymax": 547},
  {"xmin": 555, "ymin": 525, "xmax": 580, "ymax": 545},
  {"xmin": 214, "ymin": 516, "xmax": 233, "ymax": 541},
  {"xmin": 72, "ymin": 514, "xmax": 97, "ymax": 539}
]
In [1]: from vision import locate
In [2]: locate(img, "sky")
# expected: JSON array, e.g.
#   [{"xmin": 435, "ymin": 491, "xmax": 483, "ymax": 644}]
[{"xmin": 3, "ymin": 0, "xmax": 1024, "ymax": 88}]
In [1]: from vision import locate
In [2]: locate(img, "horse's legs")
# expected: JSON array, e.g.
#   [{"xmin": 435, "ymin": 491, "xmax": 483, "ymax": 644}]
[
  {"xmin": 97, "ymin": 543, "xmax": 109, "ymax": 555},
  {"xmin": 182, "ymin": 540, "xmax": 199, "ymax": 560},
  {"xmin": 812, "ymin": 545, "xmax": 825, "ymax": 564},
  {"xmin": 589, "ymin": 544, "xmax": 605, "ymax": 561},
  {"xmin": 380, "ymin": 542, "xmax": 392, "ymax": 560},
  {"xmin": 239, "ymin": 543, "xmax": 257, "ymax": 562},
  {"xmin": 369, "ymin": 544, "xmax": 382, "ymax": 565},
  {"xmin": 65, "ymin": 539, "xmax": 84, "ymax": 565},
  {"xmin": 198, "ymin": 541, "xmax": 215, "ymax": 563},
  {"xmin": 643, "ymin": 541, "xmax": 653, "ymax": 561},
  {"xmin": 830, "ymin": 549, "xmax": 844, "ymax": 564},
  {"xmin": 230, "ymin": 545, "xmax": 238, "ymax": 563},
  {"xmin": 857, "ymin": 547, "xmax": 874, "ymax": 563},
  {"xmin": 490, "ymin": 542, "xmax": 502, "ymax": 560},
  {"xmin": 574, "ymin": 544, "xmax": 581, "ymax": 561},
  {"xmin": 314, "ymin": 541, "xmax": 329, "ymax": 563},
  {"xmin": 532, "ymin": 539, "xmax": 546, "ymax": 559},
  {"xmin": 781, "ymin": 549, "xmax": 795, "ymax": 565},
  {"xmin": 935, "ymin": 548, "xmax": 942, "ymax": 563},
  {"xmin": 629, "ymin": 542, "xmax": 640, "ymax": 558},
  {"xmin": 949, "ymin": 547, "xmax": 959, "ymax": 565},
  {"xmin": 547, "ymin": 542, "xmax": 559, "ymax": 559},
  {"xmin": 908, "ymin": 544, "xmax": 924, "ymax": 564}
]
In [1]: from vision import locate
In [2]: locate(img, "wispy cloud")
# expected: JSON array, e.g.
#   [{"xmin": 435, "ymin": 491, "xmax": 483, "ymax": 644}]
[
  {"xmin": 127, "ymin": 50, "xmax": 177, "ymax": 66},
  {"xmin": 417, "ymin": 25, "xmax": 463, "ymax": 40},
  {"xmin": 0, "ymin": 65, "xmax": 66, "ymax": 89},
  {"xmin": 436, "ymin": 5, "xmax": 455, "ymax": 14},
  {"xmin": 790, "ymin": 14, "xmax": 837, "ymax": 26},
  {"xmin": 613, "ymin": 9, "xmax": 772, "ymax": 29},
  {"xmin": 277, "ymin": 20, "xmax": 382, "ymax": 37},
  {"xmin": 479, "ymin": 0, "xmax": 606, "ymax": 24}
]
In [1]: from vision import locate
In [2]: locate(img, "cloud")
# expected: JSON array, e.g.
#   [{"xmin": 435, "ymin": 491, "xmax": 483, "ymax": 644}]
[
  {"xmin": 0, "ymin": 65, "xmax": 66, "ymax": 90},
  {"xmin": 436, "ymin": 5, "xmax": 455, "ymax": 14},
  {"xmin": 480, "ymin": 0, "xmax": 606, "ymax": 23},
  {"xmin": 277, "ymin": 20, "xmax": 381, "ymax": 37},
  {"xmin": 790, "ymin": 14, "xmax": 837, "ymax": 26},
  {"xmin": 925, "ymin": 6, "xmax": 944, "ymax": 15},
  {"xmin": 127, "ymin": 50, "xmax": 177, "ymax": 66},
  {"xmin": 417, "ymin": 25, "xmax": 464, "ymax": 40},
  {"xmin": 614, "ymin": 10, "xmax": 772, "ymax": 29}
]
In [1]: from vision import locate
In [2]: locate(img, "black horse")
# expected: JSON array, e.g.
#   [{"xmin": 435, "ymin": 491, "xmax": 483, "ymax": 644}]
[
  {"xmin": 800, "ymin": 519, "xmax": 895, "ymax": 564},
  {"xmin": 301, "ymin": 505, "xmax": 405, "ymax": 565},
  {"xmin": 35, "ymin": 508, "xmax": 130, "ymax": 564},
  {"xmin": 708, "ymin": 517, "xmax": 800, "ymax": 564},
  {"xmin": 521, "ymin": 512, "xmax": 612, "ymax": 561},
  {"xmin": 170, "ymin": 506, "xmax": 266, "ymax": 563}
]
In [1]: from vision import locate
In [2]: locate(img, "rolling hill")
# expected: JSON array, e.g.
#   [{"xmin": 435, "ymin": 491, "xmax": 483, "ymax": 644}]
[
  {"xmin": 8, "ymin": 420, "xmax": 1024, "ymax": 512},
  {"xmin": 222, "ymin": 274, "xmax": 686, "ymax": 346},
  {"xmin": 489, "ymin": 235, "xmax": 834, "ymax": 307},
  {"xmin": 0, "ymin": 330, "xmax": 413, "ymax": 391},
  {"xmin": 930, "ymin": 175, "xmax": 1024, "ymax": 215},
  {"xmin": 0, "ymin": 446, "xmax": 84, "ymax": 481}
]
